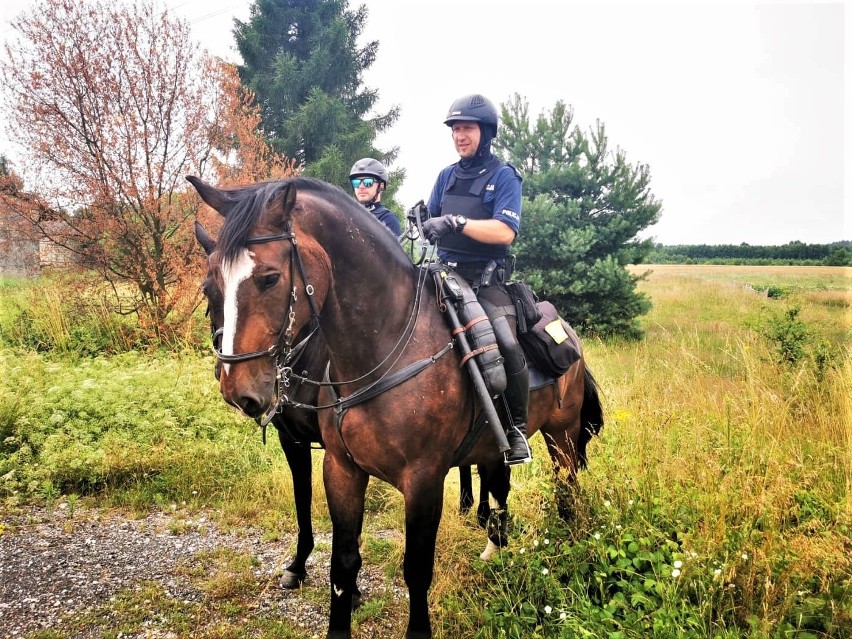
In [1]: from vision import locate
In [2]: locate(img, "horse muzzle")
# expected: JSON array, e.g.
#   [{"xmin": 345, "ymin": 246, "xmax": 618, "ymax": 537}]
[{"xmin": 219, "ymin": 366, "xmax": 277, "ymax": 420}]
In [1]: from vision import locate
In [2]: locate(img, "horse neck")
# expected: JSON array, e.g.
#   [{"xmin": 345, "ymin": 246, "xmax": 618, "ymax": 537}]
[{"xmin": 302, "ymin": 217, "xmax": 426, "ymax": 380}]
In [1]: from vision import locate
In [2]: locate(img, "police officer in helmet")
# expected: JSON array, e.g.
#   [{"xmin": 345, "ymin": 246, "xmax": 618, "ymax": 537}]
[
  {"xmin": 349, "ymin": 158, "xmax": 402, "ymax": 236},
  {"xmin": 422, "ymin": 93, "xmax": 532, "ymax": 465}
]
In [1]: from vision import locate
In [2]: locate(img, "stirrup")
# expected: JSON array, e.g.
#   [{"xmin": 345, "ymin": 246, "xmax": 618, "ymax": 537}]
[
  {"xmin": 504, "ymin": 427, "xmax": 532, "ymax": 466},
  {"xmin": 505, "ymin": 448, "xmax": 533, "ymax": 466}
]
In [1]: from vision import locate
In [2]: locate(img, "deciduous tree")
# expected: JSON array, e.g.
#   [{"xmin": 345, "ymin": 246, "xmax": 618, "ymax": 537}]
[{"xmin": 0, "ymin": 0, "xmax": 291, "ymax": 341}]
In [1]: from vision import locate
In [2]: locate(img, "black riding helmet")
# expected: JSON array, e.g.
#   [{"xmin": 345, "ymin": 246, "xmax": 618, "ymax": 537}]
[{"xmin": 443, "ymin": 94, "xmax": 498, "ymax": 138}]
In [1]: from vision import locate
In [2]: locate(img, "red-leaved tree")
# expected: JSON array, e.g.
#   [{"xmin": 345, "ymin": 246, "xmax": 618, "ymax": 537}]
[{"xmin": 0, "ymin": 0, "xmax": 295, "ymax": 341}]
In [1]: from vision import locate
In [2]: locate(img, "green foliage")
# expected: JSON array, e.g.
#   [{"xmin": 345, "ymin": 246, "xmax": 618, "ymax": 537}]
[
  {"xmin": 823, "ymin": 246, "xmax": 852, "ymax": 266},
  {"xmin": 443, "ymin": 485, "xmax": 849, "ymax": 638},
  {"xmin": 0, "ymin": 350, "xmax": 260, "ymax": 502},
  {"xmin": 761, "ymin": 306, "xmax": 810, "ymax": 365},
  {"xmin": 0, "ymin": 280, "xmax": 136, "ymax": 356},
  {"xmin": 234, "ymin": 0, "xmax": 400, "ymax": 190},
  {"xmin": 497, "ymin": 95, "xmax": 660, "ymax": 338},
  {"xmin": 2, "ymin": 266, "xmax": 849, "ymax": 637},
  {"xmin": 0, "ymin": 276, "xmax": 211, "ymax": 355}
]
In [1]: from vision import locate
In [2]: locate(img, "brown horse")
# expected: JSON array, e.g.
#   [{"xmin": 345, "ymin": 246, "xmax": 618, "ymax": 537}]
[
  {"xmin": 188, "ymin": 175, "xmax": 603, "ymax": 639},
  {"xmin": 196, "ymin": 222, "xmax": 486, "ymax": 594}
]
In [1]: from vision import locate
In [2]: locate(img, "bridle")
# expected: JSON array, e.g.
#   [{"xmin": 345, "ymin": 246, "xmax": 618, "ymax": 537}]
[
  {"xmin": 213, "ymin": 226, "xmax": 318, "ymax": 366},
  {"xmin": 211, "ymin": 220, "xmax": 449, "ymax": 429}
]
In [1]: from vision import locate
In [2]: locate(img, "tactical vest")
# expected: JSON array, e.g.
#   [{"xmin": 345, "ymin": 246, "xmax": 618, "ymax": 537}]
[{"xmin": 439, "ymin": 161, "xmax": 509, "ymax": 260}]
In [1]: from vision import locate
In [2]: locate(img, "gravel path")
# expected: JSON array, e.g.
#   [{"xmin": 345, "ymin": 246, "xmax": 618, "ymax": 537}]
[{"xmin": 0, "ymin": 503, "xmax": 405, "ymax": 638}]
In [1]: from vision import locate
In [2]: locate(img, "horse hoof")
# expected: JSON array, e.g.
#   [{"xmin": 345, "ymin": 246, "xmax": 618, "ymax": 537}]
[
  {"xmin": 480, "ymin": 539, "xmax": 500, "ymax": 561},
  {"xmin": 279, "ymin": 569, "xmax": 306, "ymax": 589}
]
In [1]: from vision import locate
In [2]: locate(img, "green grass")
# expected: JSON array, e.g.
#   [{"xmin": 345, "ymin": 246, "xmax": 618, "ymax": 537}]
[{"xmin": 1, "ymin": 265, "xmax": 850, "ymax": 638}]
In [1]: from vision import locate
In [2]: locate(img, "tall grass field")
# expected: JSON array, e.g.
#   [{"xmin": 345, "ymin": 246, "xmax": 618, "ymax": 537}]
[{"xmin": 0, "ymin": 265, "xmax": 849, "ymax": 638}]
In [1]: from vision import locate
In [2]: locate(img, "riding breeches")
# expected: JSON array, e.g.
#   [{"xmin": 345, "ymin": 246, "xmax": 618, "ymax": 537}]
[{"xmin": 476, "ymin": 284, "xmax": 526, "ymax": 377}]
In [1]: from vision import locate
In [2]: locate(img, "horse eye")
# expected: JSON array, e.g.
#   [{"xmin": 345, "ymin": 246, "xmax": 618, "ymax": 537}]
[{"xmin": 259, "ymin": 273, "xmax": 280, "ymax": 290}]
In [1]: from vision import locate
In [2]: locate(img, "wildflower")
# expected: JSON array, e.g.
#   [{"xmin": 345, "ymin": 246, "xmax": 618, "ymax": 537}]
[
  {"xmin": 672, "ymin": 568, "xmax": 681, "ymax": 578},
  {"xmin": 520, "ymin": 548, "xmax": 526, "ymax": 554},
  {"xmin": 673, "ymin": 560, "xmax": 683, "ymax": 569},
  {"xmin": 741, "ymin": 553, "xmax": 748, "ymax": 560},
  {"xmin": 544, "ymin": 538, "xmax": 550, "ymax": 545},
  {"xmin": 594, "ymin": 533, "xmax": 601, "ymax": 540},
  {"xmin": 616, "ymin": 525, "xmax": 622, "ymax": 530},
  {"xmin": 604, "ymin": 500, "xmax": 611, "ymax": 508},
  {"xmin": 713, "ymin": 568, "xmax": 722, "ymax": 578},
  {"xmin": 542, "ymin": 568, "xmax": 549, "ymax": 575},
  {"xmin": 560, "ymin": 611, "xmax": 567, "ymax": 620},
  {"xmin": 544, "ymin": 605, "xmax": 552, "ymax": 614},
  {"xmin": 534, "ymin": 540, "xmax": 539, "ymax": 548},
  {"xmin": 628, "ymin": 499, "xmax": 634, "ymax": 506}
]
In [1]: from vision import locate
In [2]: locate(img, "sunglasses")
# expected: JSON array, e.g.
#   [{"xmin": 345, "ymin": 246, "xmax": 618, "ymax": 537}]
[{"xmin": 351, "ymin": 177, "xmax": 376, "ymax": 189}]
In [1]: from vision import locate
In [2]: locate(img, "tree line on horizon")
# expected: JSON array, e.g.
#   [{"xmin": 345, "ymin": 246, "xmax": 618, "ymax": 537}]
[{"xmin": 646, "ymin": 240, "xmax": 851, "ymax": 266}]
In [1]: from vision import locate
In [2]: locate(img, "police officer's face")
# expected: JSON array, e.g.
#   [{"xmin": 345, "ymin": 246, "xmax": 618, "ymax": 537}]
[
  {"xmin": 353, "ymin": 178, "xmax": 380, "ymax": 204},
  {"xmin": 452, "ymin": 122, "xmax": 480, "ymax": 159}
]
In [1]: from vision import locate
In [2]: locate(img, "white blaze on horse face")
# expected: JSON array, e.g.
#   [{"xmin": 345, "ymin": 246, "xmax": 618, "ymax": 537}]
[{"xmin": 221, "ymin": 249, "xmax": 256, "ymax": 375}]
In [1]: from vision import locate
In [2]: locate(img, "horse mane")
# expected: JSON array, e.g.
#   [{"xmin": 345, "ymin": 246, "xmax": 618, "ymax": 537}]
[{"xmin": 217, "ymin": 177, "xmax": 412, "ymax": 271}]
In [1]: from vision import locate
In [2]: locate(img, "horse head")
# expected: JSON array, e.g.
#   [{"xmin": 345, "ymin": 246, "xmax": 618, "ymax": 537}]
[{"xmin": 188, "ymin": 176, "xmax": 332, "ymax": 419}]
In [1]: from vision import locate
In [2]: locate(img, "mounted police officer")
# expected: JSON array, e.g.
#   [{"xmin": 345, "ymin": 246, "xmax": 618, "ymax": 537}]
[
  {"xmin": 422, "ymin": 93, "xmax": 532, "ymax": 466},
  {"xmin": 349, "ymin": 158, "xmax": 401, "ymax": 236}
]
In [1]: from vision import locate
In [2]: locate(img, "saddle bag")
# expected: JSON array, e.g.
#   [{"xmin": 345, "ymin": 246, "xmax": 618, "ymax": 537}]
[
  {"xmin": 505, "ymin": 280, "xmax": 542, "ymax": 334},
  {"xmin": 519, "ymin": 301, "xmax": 581, "ymax": 377}
]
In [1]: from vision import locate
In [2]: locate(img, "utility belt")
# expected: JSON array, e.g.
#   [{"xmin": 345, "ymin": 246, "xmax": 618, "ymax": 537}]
[{"xmin": 441, "ymin": 258, "xmax": 513, "ymax": 288}]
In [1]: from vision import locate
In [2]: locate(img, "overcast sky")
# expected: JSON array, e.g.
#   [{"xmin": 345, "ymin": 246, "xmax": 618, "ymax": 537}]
[{"xmin": 1, "ymin": 0, "xmax": 848, "ymax": 245}]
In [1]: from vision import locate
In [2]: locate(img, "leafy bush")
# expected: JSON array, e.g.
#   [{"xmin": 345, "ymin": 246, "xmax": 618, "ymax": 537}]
[{"xmin": 0, "ymin": 350, "xmax": 263, "ymax": 503}]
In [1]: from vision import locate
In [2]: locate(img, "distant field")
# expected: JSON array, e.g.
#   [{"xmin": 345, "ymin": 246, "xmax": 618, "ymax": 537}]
[{"xmin": 632, "ymin": 263, "xmax": 850, "ymax": 291}]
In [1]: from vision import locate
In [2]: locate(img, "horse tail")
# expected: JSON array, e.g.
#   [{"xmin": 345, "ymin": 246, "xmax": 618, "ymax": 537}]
[{"xmin": 577, "ymin": 365, "xmax": 604, "ymax": 469}]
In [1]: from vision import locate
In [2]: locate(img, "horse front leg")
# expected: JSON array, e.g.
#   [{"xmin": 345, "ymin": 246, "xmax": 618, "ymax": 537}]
[
  {"xmin": 277, "ymin": 430, "xmax": 314, "ymax": 589},
  {"xmin": 323, "ymin": 452, "xmax": 368, "ymax": 639},
  {"xmin": 403, "ymin": 471, "xmax": 445, "ymax": 639}
]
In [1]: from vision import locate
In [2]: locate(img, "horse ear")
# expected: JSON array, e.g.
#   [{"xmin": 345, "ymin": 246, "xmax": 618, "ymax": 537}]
[
  {"xmin": 186, "ymin": 175, "xmax": 235, "ymax": 218},
  {"xmin": 194, "ymin": 220, "xmax": 216, "ymax": 256},
  {"xmin": 270, "ymin": 182, "xmax": 298, "ymax": 224}
]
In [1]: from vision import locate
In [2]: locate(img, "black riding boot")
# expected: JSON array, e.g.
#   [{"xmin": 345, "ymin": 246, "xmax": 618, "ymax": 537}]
[{"xmin": 503, "ymin": 365, "xmax": 532, "ymax": 465}]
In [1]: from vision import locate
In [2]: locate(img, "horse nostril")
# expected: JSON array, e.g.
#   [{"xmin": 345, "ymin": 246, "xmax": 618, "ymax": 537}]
[{"xmin": 235, "ymin": 395, "xmax": 264, "ymax": 419}]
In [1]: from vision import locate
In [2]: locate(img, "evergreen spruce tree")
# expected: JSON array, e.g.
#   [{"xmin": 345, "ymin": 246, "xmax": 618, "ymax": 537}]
[
  {"xmin": 496, "ymin": 95, "xmax": 662, "ymax": 338},
  {"xmin": 233, "ymin": 0, "xmax": 400, "ymax": 193}
]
